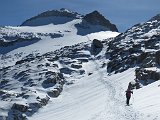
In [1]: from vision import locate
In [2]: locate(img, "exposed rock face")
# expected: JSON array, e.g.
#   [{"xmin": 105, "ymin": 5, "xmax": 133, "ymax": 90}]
[
  {"xmin": 91, "ymin": 39, "xmax": 103, "ymax": 55},
  {"xmin": 83, "ymin": 11, "xmax": 118, "ymax": 32},
  {"xmin": 42, "ymin": 71, "xmax": 64, "ymax": 88},
  {"xmin": 0, "ymin": 36, "xmax": 41, "ymax": 47},
  {"xmin": 11, "ymin": 103, "xmax": 28, "ymax": 113},
  {"xmin": 135, "ymin": 68, "xmax": 160, "ymax": 84},
  {"xmin": 47, "ymin": 85, "xmax": 63, "ymax": 98},
  {"xmin": 106, "ymin": 14, "xmax": 160, "ymax": 74},
  {"xmin": 0, "ymin": 40, "xmax": 91, "ymax": 119},
  {"xmin": 71, "ymin": 64, "xmax": 82, "ymax": 69},
  {"xmin": 92, "ymin": 39, "xmax": 103, "ymax": 48}
]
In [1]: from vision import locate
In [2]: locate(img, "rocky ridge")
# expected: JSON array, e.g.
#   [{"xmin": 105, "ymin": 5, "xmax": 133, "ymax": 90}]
[
  {"xmin": 0, "ymin": 41, "xmax": 95, "ymax": 119},
  {"xmin": 20, "ymin": 8, "xmax": 118, "ymax": 32},
  {"xmin": 83, "ymin": 11, "xmax": 118, "ymax": 32},
  {"xmin": 106, "ymin": 13, "xmax": 160, "ymax": 86},
  {"xmin": 21, "ymin": 8, "xmax": 83, "ymax": 26}
]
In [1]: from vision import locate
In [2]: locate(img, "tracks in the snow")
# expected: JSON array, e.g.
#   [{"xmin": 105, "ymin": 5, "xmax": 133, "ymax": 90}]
[{"xmin": 89, "ymin": 59, "xmax": 142, "ymax": 120}]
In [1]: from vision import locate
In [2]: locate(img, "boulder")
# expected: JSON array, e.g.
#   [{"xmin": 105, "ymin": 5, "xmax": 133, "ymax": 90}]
[
  {"xmin": 91, "ymin": 39, "xmax": 103, "ymax": 55},
  {"xmin": 92, "ymin": 39, "xmax": 103, "ymax": 48},
  {"xmin": 47, "ymin": 84, "xmax": 63, "ymax": 98},
  {"xmin": 135, "ymin": 68, "xmax": 160, "ymax": 85},
  {"xmin": 77, "ymin": 58, "xmax": 89, "ymax": 62},
  {"xmin": 60, "ymin": 67, "xmax": 75, "ymax": 74},
  {"xmin": 71, "ymin": 64, "xmax": 82, "ymax": 69},
  {"xmin": 47, "ymin": 89, "xmax": 60, "ymax": 98},
  {"xmin": 38, "ymin": 96, "xmax": 50, "ymax": 106},
  {"xmin": 11, "ymin": 103, "xmax": 28, "ymax": 113}
]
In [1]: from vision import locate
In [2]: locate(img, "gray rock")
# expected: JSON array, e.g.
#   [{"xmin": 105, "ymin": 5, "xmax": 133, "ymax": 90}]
[
  {"xmin": 77, "ymin": 58, "xmax": 88, "ymax": 62},
  {"xmin": 83, "ymin": 11, "xmax": 118, "ymax": 32},
  {"xmin": 47, "ymin": 84, "xmax": 63, "ymax": 98},
  {"xmin": 47, "ymin": 89, "xmax": 60, "ymax": 98},
  {"xmin": 71, "ymin": 64, "xmax": 82, "ymax": 69},
  {"xmin": 92, "ymin": 39, "xmax": 103, "ymax": 48},
  {"xmin": 91, "ymin": 39, "xmax": 103, "ymax": 55},
  {"xmin": 11, "ymin": 103, "xmax": 28, "ymax": 113},
  {"xmin": 135, "ymin": 68, "xmax": 160, "ymax": 85}
]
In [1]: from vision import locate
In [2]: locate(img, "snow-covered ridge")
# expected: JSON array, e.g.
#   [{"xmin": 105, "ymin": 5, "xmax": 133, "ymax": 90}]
[
  {"xmin": 107, "ymin": 13, "xmax": 160, "ymax": 73},
  {"xmin": 1, "ymin": 8, "xmax": 160, "ymax": 120},
  {"xmin": 0, "ymin": 9, "xmax": 119, "ymax": 55},
  {"xmin": 105, "ymin": 13, "xmax": 160, "ymax": 94},
  {"xmin": 0, "ymin": 11, "xmax": 119, "ymax": 119},
  {"xmin": 0, "ymin": 39, "xmax": 102, "ymax": 119},
  {"xmin": 20, "ymin": 8, "xmax": 118, "ymax": 33},
  {"xmin": 21, "ymin": 8, "xmax": 82, "ymax": 26}
]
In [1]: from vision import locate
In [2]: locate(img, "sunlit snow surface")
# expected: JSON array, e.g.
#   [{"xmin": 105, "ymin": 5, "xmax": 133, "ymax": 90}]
[
  {"xmin": 29, "ymin": 61, "xmax": 160, "ymax": 120},
  {"xmin": 1, "ymin": 18, "xmax": 159, "ymax": 120}
]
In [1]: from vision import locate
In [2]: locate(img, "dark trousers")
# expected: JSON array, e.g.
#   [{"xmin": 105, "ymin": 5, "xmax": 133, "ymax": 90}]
[{"xmin": 126, "ymin": 96, "xmax": 131, "ymax": 105}]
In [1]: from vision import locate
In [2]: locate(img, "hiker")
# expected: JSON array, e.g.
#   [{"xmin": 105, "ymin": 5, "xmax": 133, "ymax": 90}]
[{"xmin": 125, "ymin": 89, "xmax": 133, "ymax": 105}]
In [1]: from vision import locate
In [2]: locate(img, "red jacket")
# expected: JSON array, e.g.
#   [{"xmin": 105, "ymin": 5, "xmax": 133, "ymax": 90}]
[{"xmin": 125, "ymin": 90, "xmax": 133, "ymax": 97}]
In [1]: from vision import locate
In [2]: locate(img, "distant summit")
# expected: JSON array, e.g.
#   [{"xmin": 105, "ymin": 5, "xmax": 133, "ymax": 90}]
[
  {"xmin": 83, "ymin": 11, "xmax": 118, "ymax": 32},
  {"xmin": 21, "ymin": 8, "xmax": 82, "ymax": 26},
  {"xmin": 21, "ymin": 9, "xmax": 118, "ymax": 32}
]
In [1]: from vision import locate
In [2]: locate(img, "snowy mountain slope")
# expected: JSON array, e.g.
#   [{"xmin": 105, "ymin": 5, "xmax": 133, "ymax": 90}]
[
  {"xmin": 29, "ymin": 44, "xmax": 159, "ymax": 120},
  {"xmin": 1, "ymin": 8, "xmax": 160, "ymax": 120},
  {"xmin": 0, "ymin": 9, "xmax": 119, "ymax": 68},
  {"xmin": 105, "ymin": 13, "xmax": 160, "ymax": 119},
  {"xmin": 0, "ymin": 20, "xmax": 119, "ymax": 68},
  {"xmin": 21, "ymin": 8, "xmax": 118, "ymax": 33},
  {"xmin": 134, "ymin": 80, "xmax": 160, "ymax": 117},
  {"xmin": 0, "ymin": 9, "xmax": 120, "ymax": 119}
]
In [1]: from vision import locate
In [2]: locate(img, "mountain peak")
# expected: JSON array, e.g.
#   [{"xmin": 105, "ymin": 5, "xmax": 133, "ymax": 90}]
[
  {"xmin": 91, "ymin": 10, "xmax": 100, "ymax": 15},
  {"xmin": 83, "ymin": 10, "xmax": 118, "ymax": 32},
  {"xmin": 21, "ymin": 8, "xmax": 82, "ymax": 26},
  {"xmin": 59, "ymin": 8, "xmax": 72, "ymax": 13}
]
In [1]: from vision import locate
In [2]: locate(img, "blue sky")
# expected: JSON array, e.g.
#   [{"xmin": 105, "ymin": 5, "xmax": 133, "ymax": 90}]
[{"xmin": 0, "ymin": 0, "xmax": 159, "ymax": 32}]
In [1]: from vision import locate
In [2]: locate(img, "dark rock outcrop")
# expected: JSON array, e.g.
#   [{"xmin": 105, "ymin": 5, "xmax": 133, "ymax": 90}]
[
  {"xmin": 11, "ymin": 103, "xmax": 28, "ymax": 113},
  {"xmin": 106, "ymin": 13, "xmax": 160, "ymax": 74},
  {"xmin": 71, "ymin": 64, "xmax": 82, "ymax": 69},
  {"xmin": 135, "ymin": 68, "xmax": 160, "ymax": 85},
  {"xmin": 92, "ymin": 39, "xmax": 103, "ymax": 48},
  {"xmin": 47, "ymin": 85, "xmax": 63, "ymax": 98},
  {"xmin": 42, "ymin": 71, "xmax": 64, "ymax": 88},
  {"xmin": 83, "ymin": 11, "xmax": 118, "ymax": 32},
  {"xmin": 91, "ymin": 39, "xmax": 103, "ymax": 55}
]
